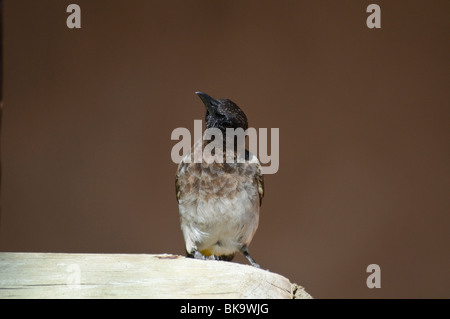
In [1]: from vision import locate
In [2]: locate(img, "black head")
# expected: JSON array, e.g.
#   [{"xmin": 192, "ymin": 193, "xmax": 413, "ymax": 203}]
[{"xmin": 195, "ymin": 92, "xmax": 248, "ymax": 132}]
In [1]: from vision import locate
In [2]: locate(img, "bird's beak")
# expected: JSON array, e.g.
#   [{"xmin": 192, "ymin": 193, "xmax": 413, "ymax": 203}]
[{"xmin": 195, "ymin": 92, "xmax": 217, "ymax": 113}]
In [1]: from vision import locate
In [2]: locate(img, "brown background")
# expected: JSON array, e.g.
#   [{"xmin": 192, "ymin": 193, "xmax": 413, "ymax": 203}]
[{"xmin": 1, "ymin": 0, "xmax": 449, "ymax": 298}]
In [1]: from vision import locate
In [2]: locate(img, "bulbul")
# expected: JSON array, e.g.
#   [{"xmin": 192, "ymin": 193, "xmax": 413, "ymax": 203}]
[{"xmin": 175, "ymin": 92, "xmax": 264, "ymax": 268}]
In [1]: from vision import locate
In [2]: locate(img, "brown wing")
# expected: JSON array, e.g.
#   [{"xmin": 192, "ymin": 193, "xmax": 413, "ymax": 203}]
[
  {"xmin": 175, "ymin": 173, "xmax": 181, "ymax": 203},
  {"xmin": 175, "ymin": 161, "xmax": 185, "ymax": 204},
  {"xmin": 246, "ymin": 150, "xmax": 264, "ymax": 206},
  {"xmin": 256, "ymin": 167, "xmax": 264, "ymax": 206}
]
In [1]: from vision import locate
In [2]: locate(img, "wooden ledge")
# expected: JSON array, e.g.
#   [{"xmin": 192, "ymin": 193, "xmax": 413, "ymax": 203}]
[{"xmin": 0, "ymin": 252, "xmax": 312, "ymax": 299}]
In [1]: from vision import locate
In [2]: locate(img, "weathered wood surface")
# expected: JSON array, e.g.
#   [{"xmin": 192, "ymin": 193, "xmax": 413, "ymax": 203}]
[{"xmin": 0, "ymin": 252, "xmax": 311, "ymax": 299}]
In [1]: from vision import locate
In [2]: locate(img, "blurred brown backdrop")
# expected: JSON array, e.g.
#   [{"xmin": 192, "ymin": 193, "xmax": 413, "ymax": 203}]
[{"xmin": 1, "ymin": 0, "xmax": 449, "ymax": 298}]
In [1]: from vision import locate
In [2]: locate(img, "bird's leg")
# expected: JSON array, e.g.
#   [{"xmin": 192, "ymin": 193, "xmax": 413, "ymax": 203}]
[
  {"xmin": 188, "ymin": 248, "xmax": 220, "ymax": 261},
  {"xmin": 193, "ymin": 250, "xmax": 206, "ymax": 260},
  {"xmin": 208, "ymin": 255, "xmax": 220, "ymax": 261},
  {"xmin": 187, "ymin": 248, "xmax": 206, "ymax": 260},
  {"xmin": 240, "ymin": 245, "xmax": 260, "ymax": 268}
]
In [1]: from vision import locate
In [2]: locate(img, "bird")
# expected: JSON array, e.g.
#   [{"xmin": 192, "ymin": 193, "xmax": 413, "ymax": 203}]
[{"xmin": 175, "ymin": 92, "xmax": 264, "ymax": 268}]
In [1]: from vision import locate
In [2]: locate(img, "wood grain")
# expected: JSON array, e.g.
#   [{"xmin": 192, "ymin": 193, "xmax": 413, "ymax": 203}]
[
  {"xmin": 0, "ymin": 252, "xmax": 311, "ymax": 299},
  {"xmin": 0, "ymin": 253, "xmax": 311, "ymax": 299}
]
